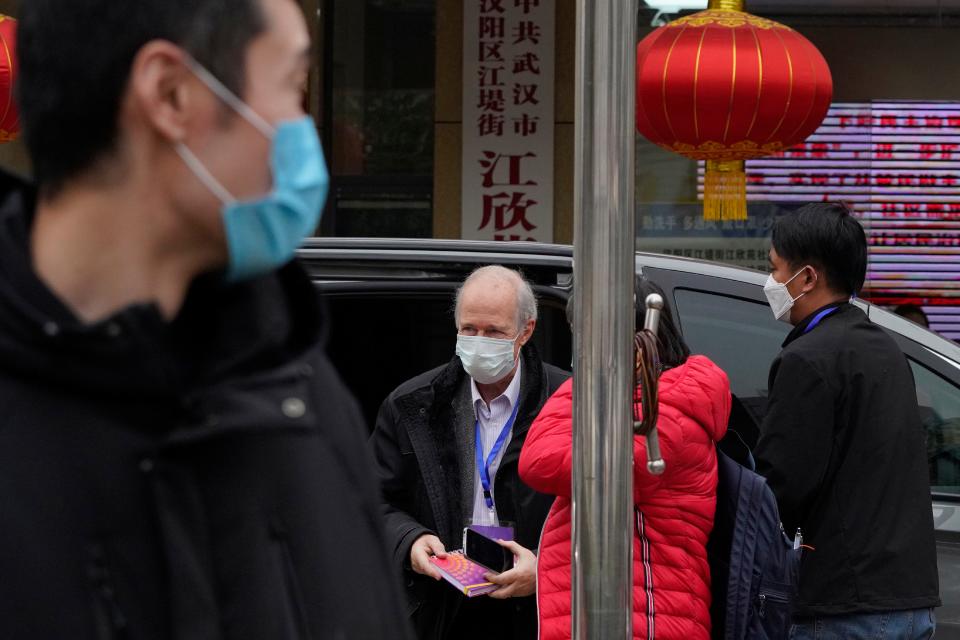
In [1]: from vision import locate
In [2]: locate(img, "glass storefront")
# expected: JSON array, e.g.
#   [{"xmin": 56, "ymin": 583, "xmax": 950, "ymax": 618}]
[
  {"xmin": 325, "ymin": 0, "xmax": 436, "ymax": 238},
  {"xmin": 1, "ymin": 0, "xmax": 959, "ymax": 334},
  {"xmin": 634, "ymin": 1, "xmax": 960, "ymax": 339}
]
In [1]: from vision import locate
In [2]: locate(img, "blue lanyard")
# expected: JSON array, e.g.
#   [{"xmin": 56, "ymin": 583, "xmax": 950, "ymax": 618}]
[
  {"xmin": 475, "ymin": 400, "xmax": 521, "ymax": 511},
  {"xmin": 803, "ymin": 306, "xmax": 840, "ymax": 335}
]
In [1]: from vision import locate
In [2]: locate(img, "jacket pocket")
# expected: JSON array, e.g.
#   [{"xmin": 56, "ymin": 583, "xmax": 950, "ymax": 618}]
[
  {"xmin": 750, "ymin": 581, "xmax": 793, "ymax": 640},
  {"xmin": 271, "ymin": 521, "xmax": 315, "ymax": 640},
  {"xmin": 86, "ymin": 544, "xmax": 129, "ymax": 640}
]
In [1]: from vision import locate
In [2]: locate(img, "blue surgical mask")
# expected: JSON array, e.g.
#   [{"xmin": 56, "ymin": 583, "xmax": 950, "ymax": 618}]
[{"xmin": 174, "ymin": 57, "xmax": 329, "ymax": 281}]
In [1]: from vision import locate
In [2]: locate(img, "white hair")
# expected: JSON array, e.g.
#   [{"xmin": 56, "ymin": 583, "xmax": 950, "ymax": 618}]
[{"xmin": 454, "ymin": 265, "xmax": 538, "ymax": 331}]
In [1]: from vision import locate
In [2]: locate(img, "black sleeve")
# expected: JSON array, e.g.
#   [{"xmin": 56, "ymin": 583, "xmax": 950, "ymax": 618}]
[
  {"xmin": 369, "ymin": 395, "xmax": 434, "ymax": 573},
  {"xmin": 309, "ymin": 358, "xmax": 416, "ymax": 640},
  {"xmin": 754, "ymin": 352, "xmax": 835, "ymax": 533}
]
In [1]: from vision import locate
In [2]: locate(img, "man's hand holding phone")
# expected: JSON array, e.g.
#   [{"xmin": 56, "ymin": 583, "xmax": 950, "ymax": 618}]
[{"xmin": 485, "ymin": 539, "xmax": 537, "ymax": 599}]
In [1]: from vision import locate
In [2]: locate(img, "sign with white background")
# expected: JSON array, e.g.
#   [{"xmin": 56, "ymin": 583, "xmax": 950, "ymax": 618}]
[{"xmin": 462, "ymin": 0, "xmax": 555, "ymax": 242}]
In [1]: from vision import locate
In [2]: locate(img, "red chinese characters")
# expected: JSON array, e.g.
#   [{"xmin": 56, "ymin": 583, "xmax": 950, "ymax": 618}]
[{"xmin": 466, "ymin": 0, "xmax": 553, "ymax": 242}]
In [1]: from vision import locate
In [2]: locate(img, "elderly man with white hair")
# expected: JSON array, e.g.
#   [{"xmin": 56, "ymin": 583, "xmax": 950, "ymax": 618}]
[{"xmin": 371, "ymin": 265, "xmax": 569, "ymax": 640}]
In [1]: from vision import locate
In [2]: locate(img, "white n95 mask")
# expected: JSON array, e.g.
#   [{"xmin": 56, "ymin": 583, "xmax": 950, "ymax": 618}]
[
  {"xmin": 456, "ymin": 335, "xmax": 518, "ymax": 384},
  {"xmin": 763, "ymin": 268, "xmax": 807, "ymax": 323}
]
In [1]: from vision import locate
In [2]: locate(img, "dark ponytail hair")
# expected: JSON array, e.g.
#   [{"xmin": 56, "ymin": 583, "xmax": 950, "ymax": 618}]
[
  {"xmin": 564, "ymin": 275, "xmax": 690, "ymax": 369},
  {"xmin": 634, "ymin": 276, "xmax": 689, "ymax": 368}
]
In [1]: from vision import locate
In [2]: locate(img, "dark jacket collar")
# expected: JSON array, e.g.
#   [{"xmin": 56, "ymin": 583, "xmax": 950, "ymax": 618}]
[
  {"xmin": 783, "ymin": 300, "xmax": 853, "ymax": 348},
  {"xmin": 395, "ymin": 342, "xmax": 556, "ymax": 549}
]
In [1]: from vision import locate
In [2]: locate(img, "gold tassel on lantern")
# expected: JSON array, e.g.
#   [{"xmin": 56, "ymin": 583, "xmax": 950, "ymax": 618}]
[
  {"xmin": 710, "ymin": 0, "xmax": 744, "ymax": 10},
  {"xmin": 703, "ymin": 160, "xmax": 747, "ymax": 221},
  {"xmin": 701, "ymin": 0, "xmax": 748, "ymax": 222}
]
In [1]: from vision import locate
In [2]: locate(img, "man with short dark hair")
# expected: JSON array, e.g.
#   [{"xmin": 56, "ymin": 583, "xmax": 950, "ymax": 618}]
[
  {"xmin": 754, "ymin": 202, "xmax": 940, "ymax": 638},
  {"xmin": 0, "ymin": 1, "xmax": 410, "ymax": 638}
]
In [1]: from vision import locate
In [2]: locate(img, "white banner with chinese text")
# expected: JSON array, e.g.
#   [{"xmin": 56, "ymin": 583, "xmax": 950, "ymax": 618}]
[{"xmin": 461, "ymin": 0, "xmax": 555, "ymax": 242}]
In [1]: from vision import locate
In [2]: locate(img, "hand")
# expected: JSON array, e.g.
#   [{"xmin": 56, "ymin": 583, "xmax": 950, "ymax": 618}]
[
  {"xmin": 485, "ymin": 540, "xmax": 537, "ymax": 599},
  {"xmin": 410, "ymin": 534, "xmax": 447, "ymax": 581}
]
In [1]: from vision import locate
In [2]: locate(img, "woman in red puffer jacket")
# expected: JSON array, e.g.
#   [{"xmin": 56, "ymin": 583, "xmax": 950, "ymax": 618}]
[{"xmin": 520, "ymin": 277, "xmax": 731, "ymax": 640}]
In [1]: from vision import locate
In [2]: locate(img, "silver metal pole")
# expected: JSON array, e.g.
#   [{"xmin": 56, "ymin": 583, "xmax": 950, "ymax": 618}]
[{"xmin": 571, "ymin": 0, "xmax": 638, "ymax": 636}]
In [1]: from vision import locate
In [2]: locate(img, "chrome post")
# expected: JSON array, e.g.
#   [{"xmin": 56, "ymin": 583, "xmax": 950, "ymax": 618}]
[{"xmin": 571, "ymin": 0, "xmax": 638, "ymax": 637}]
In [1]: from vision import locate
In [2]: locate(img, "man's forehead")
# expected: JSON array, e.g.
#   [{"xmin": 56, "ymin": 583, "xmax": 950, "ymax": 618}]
[
  {"xmin": 255, "ymin": 0, "xmax": 310, "ymax": 56},
  {"xmin": 461, "ymin": 283, "xmax": 517, "ymax": 314},
  {"xmin": 462, "ymin": 278, "xmax": 516, "ymax": 300}
]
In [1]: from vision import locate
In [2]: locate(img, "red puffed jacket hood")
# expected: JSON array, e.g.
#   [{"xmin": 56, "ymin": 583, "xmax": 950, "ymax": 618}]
[{"xmin": 520, "ymin": 355, "xmax": 731, "ymax": 640}]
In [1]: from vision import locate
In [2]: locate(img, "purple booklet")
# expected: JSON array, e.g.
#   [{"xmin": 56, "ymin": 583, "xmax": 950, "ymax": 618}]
[{"xmin": 429, "ymin": 552, "xmax": 500, "ymax": 598}]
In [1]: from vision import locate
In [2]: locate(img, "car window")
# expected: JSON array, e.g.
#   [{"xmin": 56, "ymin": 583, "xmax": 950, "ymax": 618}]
[
  {"xmin": 325, "ymin": 293, "xmax": 455, "ymax": 430},
  {"xmin": 911, "ymin": 360, "xmax": 960, "ymax": 496},
  {"xmin": 672, "ymin": 287, "xmax": 960, "ymax": 497},
  {"xmin": 673, "ymin": 289, "xmax": 789, "ymax": 425}
]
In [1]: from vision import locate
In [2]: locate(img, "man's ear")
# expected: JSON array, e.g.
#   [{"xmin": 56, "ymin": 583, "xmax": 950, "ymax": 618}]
[
  {"xmin": 801, "ymin": 265, "xmax": 820, "ymax": 294},
  {"xmin": 520, "ymin": 319, "xmax": 536, "ymax": 346},
  {"xmin": 126, "ymin": 40, "xmax": 200, "ymax": 144}
]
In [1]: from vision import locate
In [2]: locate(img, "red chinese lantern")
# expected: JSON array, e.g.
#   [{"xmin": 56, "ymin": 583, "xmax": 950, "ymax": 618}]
[
  {"xmin": 0, "ymin": 15, "xmax": 18, "ymax": 143},
  {"xmin": 636, "ymin": 0, "xmax": 832, "ymax": 220}
]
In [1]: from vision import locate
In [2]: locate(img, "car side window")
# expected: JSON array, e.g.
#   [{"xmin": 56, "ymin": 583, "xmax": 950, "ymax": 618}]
[
  {"xmin": 910, "ymin": 360, "xmax": 960, "ymax": 496},
  {"xmin": 673, "ymin": 288, "xmax": 789, "ymax": 422}
]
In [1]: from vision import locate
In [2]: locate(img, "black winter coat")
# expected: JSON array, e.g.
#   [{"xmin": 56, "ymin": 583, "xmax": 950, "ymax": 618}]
[
  {"xmin": 371, "ymin": 347, "xmax": 568, "ymax": 640},
  {"xmin": 0, "ymin": 176, "xmax": 412, "ymax": 640},
  {"xmin": 754, "ymin": 303, "xmax": 940, "ymax": 617}
]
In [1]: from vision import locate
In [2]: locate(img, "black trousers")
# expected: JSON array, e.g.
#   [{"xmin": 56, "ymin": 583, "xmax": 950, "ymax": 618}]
[{"xmin": 446, "ymin": 595, "xmax": 516, "ymax": 639}]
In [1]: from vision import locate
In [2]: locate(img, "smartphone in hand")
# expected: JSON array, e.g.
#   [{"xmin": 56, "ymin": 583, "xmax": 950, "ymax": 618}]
[{"xmin": 463, "ymin": 527, "xmax": 513, "ymax": 573}]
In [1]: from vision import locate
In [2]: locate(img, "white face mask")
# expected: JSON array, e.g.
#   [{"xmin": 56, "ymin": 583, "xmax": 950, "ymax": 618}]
[
  {"xmin": 763, "ymin": 268, "xmax": 808, "ymax": 323},
  {"xmin": 455, "ymin": 334, "xmax": 519, "ymax": 384}
]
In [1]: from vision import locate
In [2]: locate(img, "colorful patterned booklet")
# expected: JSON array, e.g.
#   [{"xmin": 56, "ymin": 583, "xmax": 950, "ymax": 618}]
[{"xmin": 429, "ymin": 551, "xmax": 500, "ymax": 597}]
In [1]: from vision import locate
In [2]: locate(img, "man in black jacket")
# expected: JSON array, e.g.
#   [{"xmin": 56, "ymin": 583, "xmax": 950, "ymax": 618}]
[
  {"xmin": 0, "ymin": 1, "xmax": 410, "ymax": 638},
  {"xmin": 371, "ymin": 266, "xmax": 568, "ymax": 639},
  {"xmin": 754, "ymin": 203, "xmax": 940, "ymax": 638}
]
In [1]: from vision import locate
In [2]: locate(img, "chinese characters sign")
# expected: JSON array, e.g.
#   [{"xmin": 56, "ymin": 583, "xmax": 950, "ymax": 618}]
[
  {"xmin": 462, "ymin": 0, "xmax": 555, "ymax": 242},
  {"xmin": 636, "ymin": 209, "xmax": 777, "ymax": 273}
]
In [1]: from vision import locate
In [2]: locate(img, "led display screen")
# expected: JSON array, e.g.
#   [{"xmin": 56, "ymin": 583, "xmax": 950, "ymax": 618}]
[{"xmin": 698, "ymin": 101, "xmax": 960, "ymax": 339}]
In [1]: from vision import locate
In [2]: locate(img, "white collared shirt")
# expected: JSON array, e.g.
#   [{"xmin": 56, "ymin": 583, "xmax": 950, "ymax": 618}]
[{"xmin": 470, "ymin": 360, "xmax": 523, "ymax": 527}]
